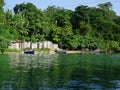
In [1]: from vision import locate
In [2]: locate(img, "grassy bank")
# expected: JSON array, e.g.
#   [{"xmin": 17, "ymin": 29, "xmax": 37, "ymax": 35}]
[
  {"xmin": 1, "ymin": 48, "xmax": 118, "ymax": 55},
  {"xmin": 5, "ymin": 49, "xmax": 23, "ymax": 52},
  {"xmin": 0, "ymin": 48, "xmax": 54, "ymax": 54}
]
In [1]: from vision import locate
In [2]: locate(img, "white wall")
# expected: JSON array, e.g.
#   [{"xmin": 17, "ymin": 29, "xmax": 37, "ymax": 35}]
[
  {"xmin": 31, "ymin": 43, "xmax": 37, "ymax": 49},
  {"xmin": 43, "ymin": 41, "xmax": 53, "ymax": 49},
  {"xmin": 37, "ymin": 42, "xmax": 43, "ymax": 49},
  {"xmin": 53, "ymin": 44, "xmax": 59, "ymax": 50},
  {"xmin": 23, "ymin": 42, "xmax": 30, "ymax": 48},
  {"xmin": 8, "ymin": 43, "xmax": 19, "ymax": 50},
  {"xmin": 8, "ymin": 41, "xmax": 59, "ymax": 50}
]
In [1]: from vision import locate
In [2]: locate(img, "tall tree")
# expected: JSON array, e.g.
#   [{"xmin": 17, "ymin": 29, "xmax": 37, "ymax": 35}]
[
  {"xmin": 14, "ymin": 3, "xmax": 44, "ymax": 42},
  {"xmin": 71, "ymin": 5, "xmax": 89, "ymax": 30},
  {"xmin": 0, "ymin": 0, "xmax": 4, "ymax": 12},
  {"xmin": 98, "ymin": 2, "xmax": 113, "ymax": 10},
  {"xmin": 44, "ymin": 6, "xmax": 74, "ymax": 48},
  {"xmin": 0, "ymin": 1, "xmax": 12, "ymax": 53}
]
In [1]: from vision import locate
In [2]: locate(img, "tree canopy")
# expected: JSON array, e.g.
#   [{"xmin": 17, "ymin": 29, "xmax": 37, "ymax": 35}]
[{"xmin": 0, "ymin": 1, "xmax": 120, "ymax": 52}]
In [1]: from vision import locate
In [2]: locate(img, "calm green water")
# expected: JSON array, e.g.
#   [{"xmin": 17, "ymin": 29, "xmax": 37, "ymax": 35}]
[{"xmin": 0, "ymin": 53, "xmax": 120, "ymax": 90}]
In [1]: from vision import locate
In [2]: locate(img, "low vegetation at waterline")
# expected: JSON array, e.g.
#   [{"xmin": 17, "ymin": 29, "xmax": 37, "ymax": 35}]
[
  {"xmin": 0, "ymin": 48, "xmax": 52, "ymax": 54},
  {"xmin": 0, "ymin": 0, "xmax": 120, "ymax": 53}
]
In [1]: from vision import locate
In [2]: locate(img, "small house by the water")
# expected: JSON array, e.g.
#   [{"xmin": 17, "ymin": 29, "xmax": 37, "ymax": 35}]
[
  {"xmin": 8, "ymin": 40, "xmax": 23, "ymax": 50},
  {"xmin": 8, "ymin": 40, "xmax": 59, "ymax": 50}
]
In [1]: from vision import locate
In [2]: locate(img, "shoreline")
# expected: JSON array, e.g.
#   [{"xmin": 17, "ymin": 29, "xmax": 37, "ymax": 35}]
[{"xmin": 0, "ymin": 49, "xmax": 118, "ymax": 54}]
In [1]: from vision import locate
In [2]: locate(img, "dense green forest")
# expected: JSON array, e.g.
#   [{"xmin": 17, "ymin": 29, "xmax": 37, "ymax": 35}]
[{"xmin": 0, "ymin": 0, "xmax": 120, "ymax": 52}]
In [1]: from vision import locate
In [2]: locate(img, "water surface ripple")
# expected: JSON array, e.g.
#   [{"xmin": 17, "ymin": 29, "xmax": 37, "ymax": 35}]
[{"xmin": 0, "ymin": 53, "xmax": 120, "ymax": 90}]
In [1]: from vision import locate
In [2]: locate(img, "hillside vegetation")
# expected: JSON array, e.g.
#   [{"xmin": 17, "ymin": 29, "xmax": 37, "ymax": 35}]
[{"xmin": 0, "ymin": 0, "xmax": 120, "ymax": 52}]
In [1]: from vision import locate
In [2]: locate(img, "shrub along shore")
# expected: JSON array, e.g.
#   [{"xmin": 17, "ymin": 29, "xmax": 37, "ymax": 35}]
[{"xmin": 0, "ymin": 48, "xmax": 117, "ymax": 55}]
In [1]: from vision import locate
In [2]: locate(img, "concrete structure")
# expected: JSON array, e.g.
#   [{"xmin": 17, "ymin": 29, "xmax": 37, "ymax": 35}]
[
  {"xmin": 8, "ymin": 41, "xmax": 23, "ymax": 50},
  {"xmin": 37, "ymin": 42, "xmax": 43, "ymax": 49},
  {"xmin": 31, "ymin": 42, "xmax": 38, "ymax": 49},
  {"xmin": 8, "ymin": 40, "xmax": 59, "ymax": 50},
  {"xmin": 42, "ymin": 41, "xmax": 53, "ymax": 49},
  {"xmin": 53, "ymin": 44, "xmax": 59, "ymax": 50},
  {"xmin": 23, "ymin": 42, "xmax": 30, "ymax": 49}
]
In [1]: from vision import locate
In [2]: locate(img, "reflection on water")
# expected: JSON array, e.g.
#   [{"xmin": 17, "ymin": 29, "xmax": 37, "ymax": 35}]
[
  {"xmin": 0, "ymin": 54, "xmax": 120, "ymax": 90},
  {"xmin": 9, "ymin": 54, "xmax": 58, "ymax": 72},
  {"xmin": 7, "ymin": 54, "xmax": 59, "ymax": 90}
]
